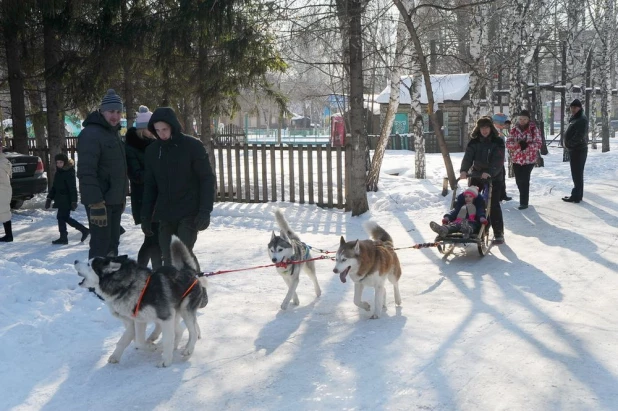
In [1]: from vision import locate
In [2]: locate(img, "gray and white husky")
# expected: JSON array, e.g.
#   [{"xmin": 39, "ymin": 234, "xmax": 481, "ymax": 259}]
[
  {"xmin": 74, "ymin": 236, "xmax": 208, "ymax": 367},
  {"xmin": 268, "ymin": 209, "xmax": 321, "ymax": 310}
]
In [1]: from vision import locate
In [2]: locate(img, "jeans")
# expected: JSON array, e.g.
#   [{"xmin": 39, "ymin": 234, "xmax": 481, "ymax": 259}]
[
  {"xmin": 86, "ymin": 204, "xmax": 123, "ymax": 258},
  {"xmin": 159, "ymin": 216, "xmax": 200, "ymax": 270},
  {"xmin": 513, "ymin": 163, "xmax": 535, "ymax": 206},
  {"xmin": 569, "ymin": 149, "xmax": 587, "ymax": 200}
]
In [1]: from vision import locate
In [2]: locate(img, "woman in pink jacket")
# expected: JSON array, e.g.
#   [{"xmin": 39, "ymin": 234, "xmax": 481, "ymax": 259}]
[{"xmin": 506, "ymin": 110, "xmax": 542, "ymax": 210}]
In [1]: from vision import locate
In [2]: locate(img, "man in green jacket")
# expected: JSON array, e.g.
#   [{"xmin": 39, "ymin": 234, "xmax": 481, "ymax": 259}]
[
  {"xmin": 77, "ymin": 89, "xmax": 128, "ymax": 258},
  {"xmin": 562, "ymin": 99, "xmax": 589, "ymax": 203}
]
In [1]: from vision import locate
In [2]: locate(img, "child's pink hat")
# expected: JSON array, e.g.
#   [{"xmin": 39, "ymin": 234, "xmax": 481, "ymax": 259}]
[{"xmin": 464, "ymin": 186, "xmax": 479, "ymax": 198}]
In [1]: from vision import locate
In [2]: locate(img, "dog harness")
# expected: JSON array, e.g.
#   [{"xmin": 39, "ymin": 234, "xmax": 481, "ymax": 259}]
[
  {"xmin": 132, "ymin": 276, "xmax": 199, "ymax": 317},
  {"xmin": 278, "ymin": 241, "xmax": 311, "ymax": 274}
]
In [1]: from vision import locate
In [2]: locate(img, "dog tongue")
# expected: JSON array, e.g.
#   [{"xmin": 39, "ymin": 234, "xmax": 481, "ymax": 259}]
[{"xmin": 339, "ymin": 269, "xmax": 348, "ymax": 283}]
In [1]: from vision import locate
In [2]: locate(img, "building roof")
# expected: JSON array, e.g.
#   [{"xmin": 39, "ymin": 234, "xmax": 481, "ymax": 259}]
[{"xmin": 376, "ymin": 73, "xmax": 470, "ymax": 105}]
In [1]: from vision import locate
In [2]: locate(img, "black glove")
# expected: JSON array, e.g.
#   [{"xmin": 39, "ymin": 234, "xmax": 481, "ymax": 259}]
[
  {"xmin": 195, "ymin": 213, "xmax": 210, "ymax": 231},
  {"xmin": 45, "ymin": 198, "xmax": 52, "ymax": 209},
  {"xmin": 141, "ymin": 218, "xmax": 154, "ymax": 237},
  {"xmin": 71, "ymin": 202, "xmax": 78, "ymax": 211},
  {"xmin": 519, "ymin": 140, "xmax": 528, "ymax": 150}
]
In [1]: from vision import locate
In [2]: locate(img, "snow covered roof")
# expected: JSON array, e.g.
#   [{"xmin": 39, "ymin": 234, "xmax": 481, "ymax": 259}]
[{"xmin": 375, "ymin": 73, "xmax": 470, "ymax": 105}]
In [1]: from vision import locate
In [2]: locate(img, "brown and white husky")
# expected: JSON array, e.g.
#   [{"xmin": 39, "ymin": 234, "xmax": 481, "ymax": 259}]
[{"xmin": 333, "ymin": 222, "xmax": 402, "ymax": 319}]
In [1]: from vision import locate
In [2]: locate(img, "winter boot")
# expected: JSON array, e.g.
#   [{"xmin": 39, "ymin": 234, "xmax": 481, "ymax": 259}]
[
  {"xmin": 0, "ymin": 221, "xmax": 13, "ymax": 242},
  {"xmin": 429, "ymin": 221, "xmax": 449, "ymax": 238},
  {"xmin": 52, "ymin": 235, "xmax": 69, "ymax": 245},
  {"xmin": 460, "ymin": 220, "xmax": 472, "ymax": 239},
  {"xmin": 80, "ymin": 228, "xmax": 90, "ymax": 243}
]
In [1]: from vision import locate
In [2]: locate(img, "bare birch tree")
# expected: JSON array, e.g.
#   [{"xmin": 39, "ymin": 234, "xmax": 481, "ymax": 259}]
[
  {"xmin": 366, "ymin": 0, "xmax": 410, "ymax": 191},
  {"xmin": 468, "ymin": 1, "xmax": 489, "ymax": 135},
  {"xmin": 393, "ymin": 0, "xmax": 457, "ymax": 189},
  {"xmin": 599, "ymin": 0, "xmax": 613, "ymax": 152}
]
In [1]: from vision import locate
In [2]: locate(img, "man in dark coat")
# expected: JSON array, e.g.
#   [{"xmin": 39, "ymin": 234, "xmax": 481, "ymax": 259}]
[
  {"xmin": 141, "ymin": 107, "xmax": 215, "ymax": 268},
  {"xmin": 125, "ymin": 105, "xmax": 162, "ymax": 269},
  {"xmin": 562, "ymin": 99, "xmax": 589, "ymax": 203},
  {"xmin": 77, "ymin": 89, "xmax": 128, "ymax": 258},
  {"xmin": 45, "ymin": 153, "xmax": 89, "ymax": 244},
  {"xmin": 460, "ymin": 116, "xmax": 506, "ymax": 244}
]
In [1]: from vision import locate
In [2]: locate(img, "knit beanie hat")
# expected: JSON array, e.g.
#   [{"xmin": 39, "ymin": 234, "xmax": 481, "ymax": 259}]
[
  {"xmin": 135, "ymin": 105, "xmax": 152, "ymax": 129},
  {"xmin": 99, "ymin": 89, "xmax": 123, "ymax": 112},
  {"xmin": 519, "ymin": 109, "xmax": 531, "ymax": 118},
  {"xmin": 476, "ymin": 117, "xmax": 493, "ymax": 129},
  {"xmin": 464, "ymin": 185, "xmax": 479, "ymax": 198},
  {"xmin": 570, "ymin": 99, "xmax": 583, "ymax": 108},
  {"xmin": 54, "ymin": 153, "xmax": 69, "ymax": 164}
]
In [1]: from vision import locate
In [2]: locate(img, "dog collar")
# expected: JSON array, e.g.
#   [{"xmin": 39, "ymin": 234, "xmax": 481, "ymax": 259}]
[{"xmin": 88, "ymin": 287, "xmax": 105, "ymax": 301}]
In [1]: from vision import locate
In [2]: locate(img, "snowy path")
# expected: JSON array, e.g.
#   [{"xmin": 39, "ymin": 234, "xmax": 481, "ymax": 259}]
[{"xmin": 2, "ymin": 145, "xmax": 618, "ymax": 410}]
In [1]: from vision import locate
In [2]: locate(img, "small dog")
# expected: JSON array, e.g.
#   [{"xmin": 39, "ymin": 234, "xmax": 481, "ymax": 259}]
[
  {"xmin": 75, "ymin": 236, "xmax": 208, "ymax": 367},
  {"xmin": 333, "ymin": 222, "xmax": 402, "ymax": 319},
  {"xmin": 268, "ymin": 209, "xmax": 321, "ymax": 310}
]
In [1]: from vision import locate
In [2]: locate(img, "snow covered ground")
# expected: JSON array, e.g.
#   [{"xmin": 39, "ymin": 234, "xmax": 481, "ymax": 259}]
[{"xmin": 2, "ymin": 140, "xmax": 618, "ymax": 411}]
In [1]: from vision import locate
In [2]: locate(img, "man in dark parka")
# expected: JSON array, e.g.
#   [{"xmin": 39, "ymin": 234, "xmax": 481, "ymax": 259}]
[
  {"xmin": 562, "ymin": 99, "xmax": 589, "ymax": 203},
  {"xmin": 141, "ymin": 107, "xmax": 215, "ymax": 268},
  {"xmin": 76, "ymin": 89, "xmax": 128, "ymax": 258}
]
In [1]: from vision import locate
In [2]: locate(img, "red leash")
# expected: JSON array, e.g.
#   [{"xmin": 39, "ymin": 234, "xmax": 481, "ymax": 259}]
[{"xmin": 200, "ymin": 255, "xmax": 332, "ymax": 277}]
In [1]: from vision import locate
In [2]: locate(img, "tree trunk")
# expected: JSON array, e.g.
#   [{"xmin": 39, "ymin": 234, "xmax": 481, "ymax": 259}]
[
  {"xmin": 121, "ymin": 0, "xmax": 134, "ymax": 130},
  {"xmin": 467, "ymin": 2, "xmax": 487, "ymax": 135},
  {"xmin": 3, "ymin": 26, "xmax": 29, "ymax": 154},
  {"xmin": 407, "ymin": 0, "xmax": 425, "ymax": 179},
  {"xmin": 346, "ymin": 0, "xmax": 368, "ymax": 215},
  {"xmin": 601, "ymin": 0, "xmax": 613, "ymax": 152},
  {"xmin": 394, "ymin": 0, "xmax": 457, "ymax": 189},
  {"xmin": 366, "ymin": 2, "xmax": 408, "ymax": 192},
  {"xmin": 564, "ymin": 0, "xmax": 585, "ymax": 161},
  {"xmin": 42, "ymin": 13, "xmax": 64, "ymax": 187},
  {"xmin": 27, "ymin": 87, "xmax": 47, "ymax": 149}
]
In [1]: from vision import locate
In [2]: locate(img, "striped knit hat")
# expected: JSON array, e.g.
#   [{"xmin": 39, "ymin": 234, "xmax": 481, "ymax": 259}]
[
  {"xmin": 99, "ymin": 89, "xmax": 123, "ymax": 112},
  {"xmin": 135, "ymin": 105, "xmax": 152, "ymax": 129}
]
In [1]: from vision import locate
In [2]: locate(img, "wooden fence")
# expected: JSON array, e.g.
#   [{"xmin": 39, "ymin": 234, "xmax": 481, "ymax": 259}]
[
  {"xmin": 213, "ymin": 144, "xmax": 349, "ymax": 209},
  {"xmin": 5, "ymin": 137, "xmax": 349, "ymax": 209}
]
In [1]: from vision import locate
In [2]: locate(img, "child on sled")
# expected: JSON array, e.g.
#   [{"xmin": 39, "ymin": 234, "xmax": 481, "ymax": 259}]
[{"xmin": 429, "ymin": 185, "xmax": 488, "ymax": 239}]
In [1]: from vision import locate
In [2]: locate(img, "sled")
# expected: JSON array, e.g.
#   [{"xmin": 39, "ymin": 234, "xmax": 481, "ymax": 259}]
[{"xmin": 435, "ymin": 176, "xmax": 493, "ymax": 257}]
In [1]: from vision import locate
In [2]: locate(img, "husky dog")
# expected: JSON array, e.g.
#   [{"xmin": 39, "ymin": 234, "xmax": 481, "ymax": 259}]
[
  {"xmin": 268, "ymin": 209, "xmax": 321, "ymax": 310},
  {"xmin": 75, "ymin": 236, "xmax": 208, "ymax": 367},
  {"xmin": 333, "ymin": 222, "xmax": 402, "ymax": 319}
]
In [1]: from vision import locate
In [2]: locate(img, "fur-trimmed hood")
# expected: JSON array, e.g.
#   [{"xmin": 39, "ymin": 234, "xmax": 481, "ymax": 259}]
[
  {"xmin": 125, "ymin": 127, "xmax": 154, "ymax": 152},
  {"xmin": 62, "ymin": 158, "xmax": 75, "ymax": 171}
]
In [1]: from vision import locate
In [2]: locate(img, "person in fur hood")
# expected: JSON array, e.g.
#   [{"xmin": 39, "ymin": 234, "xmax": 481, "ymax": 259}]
[
  {"xmin": 430, "ymin": 185, "xmax": 487, "ymax": 239},
  {"xmin": 460, "ymin": 116, "xmax": 506, "ymax": 244},
  {"xmin": 125, "ymin": 105, "xmax": 162, "ymax": 269},
  {"xmin": 45, "ymin": 153, "xmax": 89, "ymax": 244}
]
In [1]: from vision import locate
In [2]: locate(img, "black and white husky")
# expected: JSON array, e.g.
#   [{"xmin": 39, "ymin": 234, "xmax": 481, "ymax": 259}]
[
  {"xmin": 74, "ymin": 236, "xmax": 208, "ymax": 367},
  {"xmin": 268, "ymin": 209, "xmax": 321, "ymax": 310}
]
